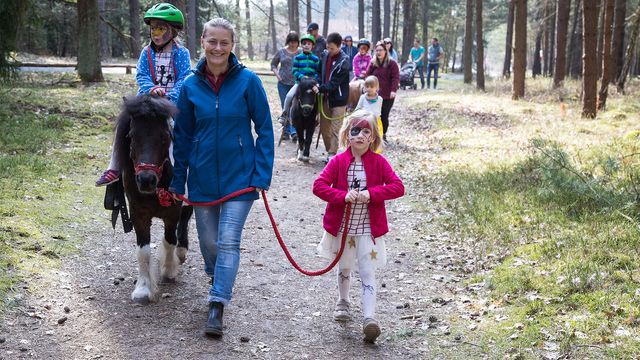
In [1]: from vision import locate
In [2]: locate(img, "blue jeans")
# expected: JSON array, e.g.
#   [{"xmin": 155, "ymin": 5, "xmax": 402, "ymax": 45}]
[
  {"xmin": 277, "ymin": 81, "xmax": 296, "ymax": 136},
  {"xmin": 194, "ymin": 200, "xmax": 254, "ymax": 305},
  {"xmin": 415, "ymin": 64, "xmax": 425, "ymax": 89},
  {"xmin": 427, "ymin": 63, "xmax": 439, "ymax": 89}
]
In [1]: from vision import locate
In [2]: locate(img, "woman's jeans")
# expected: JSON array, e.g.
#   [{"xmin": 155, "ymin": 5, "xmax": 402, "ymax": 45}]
[
  {"xmin": 277, "ymin": 81, "xmax": 296, "ymax": 136},
  {"xmin": 194, "ymin": 200, "xmax": 254, "ymax": 305}
]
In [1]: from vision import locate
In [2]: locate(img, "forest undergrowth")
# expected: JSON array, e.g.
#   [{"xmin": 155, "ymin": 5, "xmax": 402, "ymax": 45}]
[{"xmin": 406, "ymin": 76, "xmax": 640, "ymax": 359}]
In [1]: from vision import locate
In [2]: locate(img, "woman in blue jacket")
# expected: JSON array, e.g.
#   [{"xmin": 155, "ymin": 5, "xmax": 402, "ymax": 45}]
[{"xmin": 169, "ymin": 17, "xmax": 274, "ymax": 337}]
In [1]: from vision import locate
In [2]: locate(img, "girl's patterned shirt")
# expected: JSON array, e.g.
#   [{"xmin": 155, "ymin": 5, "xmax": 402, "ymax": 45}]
[{"xmin": 341, "ymin": 161, "xmax": 371, "ymax": 235}]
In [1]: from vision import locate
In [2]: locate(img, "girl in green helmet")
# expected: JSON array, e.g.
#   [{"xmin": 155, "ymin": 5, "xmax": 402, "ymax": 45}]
[{"xmin": 96, "ymin": 3, "xmax": 191, "ymax": 186}]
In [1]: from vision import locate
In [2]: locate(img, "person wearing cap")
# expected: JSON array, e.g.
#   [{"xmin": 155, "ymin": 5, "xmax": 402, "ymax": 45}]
[
  {"xmin": 307, "ymin": 22, "xmax": 327, "ymax": 59},
  {"xmin": 96, "ymin": 2, "xmax": 191, "ymax": 186},
  {"xmin": 312, "ymin": 32, "xmax": 351, "ymax": 163},
  {"xmin": 341, "ymin": 35, "xmax": 357, "ymax": 80},
  {"xmin": 383, "ymin": 38, "xmax": 398, "ymax": 62}
]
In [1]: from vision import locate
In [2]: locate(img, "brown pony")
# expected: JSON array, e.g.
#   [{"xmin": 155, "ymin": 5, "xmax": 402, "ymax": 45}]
[
  {"xmin": 347, "ymin": 79, "xmax": 365, "ymax": 111},
  {"xmin": 114, "ymin": 95, "xmax": 193, "ymax": 304}
]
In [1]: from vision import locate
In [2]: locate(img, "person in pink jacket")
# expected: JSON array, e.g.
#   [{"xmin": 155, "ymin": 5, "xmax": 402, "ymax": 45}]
[{"xmin": 312, "ymin": 109, "xmax": 404, "ymax": 343}]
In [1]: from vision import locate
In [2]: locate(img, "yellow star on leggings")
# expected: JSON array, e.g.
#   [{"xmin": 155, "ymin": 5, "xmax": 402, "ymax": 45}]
[
  {"xmin": 370, "ymin": 249, "xmax": 378, "ymax": 260},
  {"xmin": 349, "ymin": 238, "xmax": 356, "ymax": 248}
]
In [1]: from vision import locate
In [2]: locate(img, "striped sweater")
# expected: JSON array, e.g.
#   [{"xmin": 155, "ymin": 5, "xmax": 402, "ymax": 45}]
[{"xmin": 292, "ymin": 51, "xmax": 320, "ymax": 82}]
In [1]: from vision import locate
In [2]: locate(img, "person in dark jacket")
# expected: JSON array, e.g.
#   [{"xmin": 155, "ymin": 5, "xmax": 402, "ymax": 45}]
[
  {"xmin": 307, "ymin": 22, "xmax": 327, "ymax": 59},
  {"xmin": 313, "ymin": 32, "xmax": 351, "ymax": 163},
  {"xmin": 365, "ymin": 40, "xmax": 399, "ymax": 143},
  {"xmin": 169, "ymin": 17, "xmax": 274, "ymax": 338},
  {"xmin": 341, "ymin": 35, "xmax": 357, "ymax": 79}
]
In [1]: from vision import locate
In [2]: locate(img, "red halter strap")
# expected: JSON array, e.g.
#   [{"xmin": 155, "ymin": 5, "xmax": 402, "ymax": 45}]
[{"xmin": 134, "ymin": 161, "xmax": 165, "ymax": 177}]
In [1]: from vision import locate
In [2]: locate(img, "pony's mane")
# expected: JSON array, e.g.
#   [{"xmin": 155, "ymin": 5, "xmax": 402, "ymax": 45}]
[
  {"xmin": 298, "ymin": 76, "xmax": 318, "ymax": 91},
  {"xmin": 114, "ymin": 95, "xmax": 176, "ymax": 172}
]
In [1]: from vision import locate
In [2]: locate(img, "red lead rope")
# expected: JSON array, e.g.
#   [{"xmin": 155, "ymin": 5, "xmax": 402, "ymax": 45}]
[{"xmin": 176, "ymin": 188, "xmax": 351, "ymax": 276}]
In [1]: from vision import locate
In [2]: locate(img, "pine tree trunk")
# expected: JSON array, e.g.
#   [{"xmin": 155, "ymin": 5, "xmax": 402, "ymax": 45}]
[
  {"xmin": 421, "ymin": 0, "xmax": 429, "ymax": 45},
  {"xmin": 77, "ymin": 0, "xmax": 104, "ymax": 82},
  {"xmin": 616, "ymin": 4, "xmax": 640, "ymax": 93},
  {"xmin": 547, "ymin": 0, "xmax": 556, "ymax": 76},
  {"xmin": 512, "ymin": 0, "xmax": 527, "ymax": 100},
  {"xmin": 236, "ymin": 0, "xmax": 243, "ymax": 58},
  {"xmin": 554, "ymin": 0, "xmax": 571, "ymax": 88},
  {"xmin": 186, "ymin": 0, "xmax": 197, "ymax": 59},
  {"xmin": 582, "ymin": 0, "xmax": 598, "ymax": 118},
  {"xmin": 401, "ymin": 0, "xmax": 417, "ymax": 64},
  {"xmin": 611, "ymin": 0, "xmax": 626, "ymax": 79},
  {"xmin": 596, "ymin": 0, "xmax": 604, "ymax": 79},
  {"xmin": 384, "ymin": 0, "xmax": 391, "ymax": 38},
  {"xmin": 568, "ymin": 0, "xmax": 583, "ymax": 78},
  {"xmin": 543, "ymin": 0, "xmax": 550, "ymax": 76},
  {"xmin": 323, "ymin": 0, "xmax": 330, "ymax": 38},
  {"xmin": 476, "ymin": 0, "xmax": 484, "ymax": 90},
  {"xmin": 373, "ymin": 0, "xmax": 381, "ymax": 44},
  {"xmin": 359, "ymin": 0, "xmax": 365, "ymax": 39},
  {"xmin": 597, "ymin": 0, "xmax": 614, "ymax": 110},
  {"xmin": 270, "ymin": 0, "xmax": 277, "ymax": 55},
  {"xmin": 245, "ymin": 0, "xmax": 254, "ymax": 60},
  {"xmin": 463, "ymin": 0, "xmax": 473, "ymax": 84},
  {"xmin": 503, "ymin": 0, "xmax": 515, "ymax": 78},
  {"xmin": 98, "ymin": 0, "xmax": 110, "ymax": 60},
  {"xmin": 307, "ymin": 0, "xmax": 312, "ymax": 25},
  {"xmin": 533, "ymin": 29, "xmax": 542, "ymax": 78},
  {"xmin": 392, "ymin": 0, "xmax": 400, "ymax": 47},
  {"xmin": 451, "ymin": 24, "xmax": 459, "ymax": 72},
  {"xmin": 288, "ymin": 0, "xmax": 297, "ymax": 34},
  {"xmin": 129, "ymin": 0, "xmax": 141, "ymax": 58}
]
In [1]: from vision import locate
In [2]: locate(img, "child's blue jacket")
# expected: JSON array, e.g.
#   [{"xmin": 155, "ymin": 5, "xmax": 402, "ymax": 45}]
[{"xmin": 136, "ymin": 42, "xmax": 192, "ymax": 103}]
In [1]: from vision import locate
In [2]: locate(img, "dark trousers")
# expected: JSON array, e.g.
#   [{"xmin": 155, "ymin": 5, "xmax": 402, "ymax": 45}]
[
  {"xmin": 427, "ymin": 63, "xmax": 439, "ymax": 89},
  {"xmin": 415, "ymin": 64, "xmax": 425, "ymax": 89},
  {"xmin": 381, "ymin": 98, "xmax": 395, "ymax": 138}
]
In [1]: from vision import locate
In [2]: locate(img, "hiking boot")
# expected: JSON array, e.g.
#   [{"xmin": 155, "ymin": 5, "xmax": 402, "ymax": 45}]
[
  {"xmin": 333, "ymin": 299, "xmax": 351, "ymax": 321},
  {"xmin": 95, "ymin": 169, "xmax": 120, "ymax": 187},
  {"xmin": 205, "ymin": 301, "xmax": 224, "ymax": 337},
  {"xmin": 363, "ymin": 317, "xmax": 381, "ymax": 343}
]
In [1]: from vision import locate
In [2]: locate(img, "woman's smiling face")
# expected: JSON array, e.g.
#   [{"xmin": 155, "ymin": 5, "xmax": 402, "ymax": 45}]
[{"xmin": 201, "ymin": 26, "xmax": 234, "ymax": 69}]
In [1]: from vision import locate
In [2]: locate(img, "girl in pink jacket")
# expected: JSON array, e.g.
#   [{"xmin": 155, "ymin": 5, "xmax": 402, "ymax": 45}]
[{"xmin": 312, "ymin": 109, "xmax": 404, "ymax": 343}]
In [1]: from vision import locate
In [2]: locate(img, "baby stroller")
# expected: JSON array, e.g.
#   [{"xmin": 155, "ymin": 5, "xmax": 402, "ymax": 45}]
[{"xmin": 399, "ymin": 62, "xmax": 418, "ymax": 90}]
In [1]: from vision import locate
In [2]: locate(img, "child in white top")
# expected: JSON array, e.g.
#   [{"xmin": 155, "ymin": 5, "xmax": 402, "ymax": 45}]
[{"xmin": 355, "ymin": 76, "xmax": 384, "ymax": 151}]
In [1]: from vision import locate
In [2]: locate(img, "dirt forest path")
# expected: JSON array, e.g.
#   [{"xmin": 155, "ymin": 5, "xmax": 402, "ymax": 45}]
[{"xmin": 0, "ymin": 90, "xmax": 481, "ymax": 359}]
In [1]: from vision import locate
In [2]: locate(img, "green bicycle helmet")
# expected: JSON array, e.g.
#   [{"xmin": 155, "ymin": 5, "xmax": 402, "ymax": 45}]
[
  {"xmin": 144, "ymin": 3, "xmax": 184, "ymax": 29},
  {"xmin": 300, "ymin": 34, "xmax": 316, "ymax": 45}
]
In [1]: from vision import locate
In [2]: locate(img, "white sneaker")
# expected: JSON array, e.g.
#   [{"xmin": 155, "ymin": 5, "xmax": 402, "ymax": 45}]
[{"xmin": 333, "ymin": 299, "xmax": 351, "ymax": 321}]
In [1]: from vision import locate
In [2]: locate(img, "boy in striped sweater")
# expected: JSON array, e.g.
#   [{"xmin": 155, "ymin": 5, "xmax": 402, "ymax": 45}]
[{"xmin": 278, "ymin": 34, "xmax": 320, "ymax": 125}]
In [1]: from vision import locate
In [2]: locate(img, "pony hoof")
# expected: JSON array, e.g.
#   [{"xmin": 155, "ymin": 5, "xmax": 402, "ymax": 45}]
[
  {"xmin": 132, "ymin": 295, "xmax": 151, "ymax": 305},
  {"xmin": 297, "ymin": 152, "xmax": 304, "ymax": 161},
  {"xmin": 176, "ymin": 247, "xmax": 187, "ymax": 264},
  {"xmin": 302, "ymin": 156, "xmax": 310, "ymax": 163},
  {"xmin": 160, "ymin": 276, "xmax": 176, "ymax": 284}
]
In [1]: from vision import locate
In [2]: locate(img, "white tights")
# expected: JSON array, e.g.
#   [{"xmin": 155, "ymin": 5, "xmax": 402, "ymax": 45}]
[{"xmin": 338, "ymin": 258, "xmax": 377, "ymax": 319}]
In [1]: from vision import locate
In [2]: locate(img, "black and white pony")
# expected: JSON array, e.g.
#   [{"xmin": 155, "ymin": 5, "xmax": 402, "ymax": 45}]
[
  {"xmin": 114, "ymin": 95, "xmax": 193, "ymax": 304},
  {"xmin": 290, "ymin": 76, "xmax": 319, "ymax": 162}
]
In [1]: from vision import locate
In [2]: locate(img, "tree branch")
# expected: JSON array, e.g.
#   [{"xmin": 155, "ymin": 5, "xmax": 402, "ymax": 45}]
[{"xmin": 99, "ymin": 14, "xmax": 132, "ymax": 56}]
